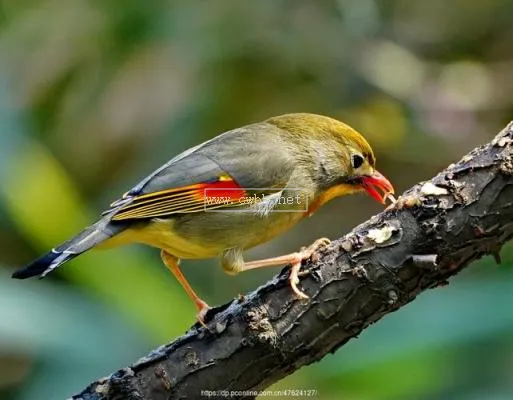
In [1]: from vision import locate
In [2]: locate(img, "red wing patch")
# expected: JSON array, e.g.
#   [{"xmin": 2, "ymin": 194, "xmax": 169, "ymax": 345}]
[{"xmin": 111, "ymin": 177, "xmax": 246, "ymax": 221}]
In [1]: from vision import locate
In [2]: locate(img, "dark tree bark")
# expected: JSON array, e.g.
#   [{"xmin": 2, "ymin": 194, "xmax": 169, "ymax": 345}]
[{"xmin": 73, "ymin": 123, "xmax": 513, "ymax": 400}]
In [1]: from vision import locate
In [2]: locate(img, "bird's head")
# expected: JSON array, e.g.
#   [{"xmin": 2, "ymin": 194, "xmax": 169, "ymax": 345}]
[{"xmin": 266, "ymin": 113, "xmax": 394, "ymax": 205}]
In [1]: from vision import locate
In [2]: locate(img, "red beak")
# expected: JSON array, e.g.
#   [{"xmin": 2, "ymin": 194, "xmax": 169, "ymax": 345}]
[{"xmin": 361, "ymin": 170, "xmax": 395, "ymax": 204}]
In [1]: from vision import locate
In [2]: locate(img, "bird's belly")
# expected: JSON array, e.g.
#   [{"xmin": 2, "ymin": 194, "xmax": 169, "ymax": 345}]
[
  {"xmin": 101, "ymin": 210, "xmax": 305, "ymax": 259},
  {"xmin": 142, "ymin": 211, "xmax": 304, "ymax": 259},
  {"xmin": 128, "ymin": 220, "xmax": 221, "ymax": 258}
]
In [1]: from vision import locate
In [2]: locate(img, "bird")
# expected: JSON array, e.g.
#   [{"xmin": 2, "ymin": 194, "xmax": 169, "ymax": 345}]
[{"xmin": 12, "ymin": 113, "xmax": 394, "ymax": 324}]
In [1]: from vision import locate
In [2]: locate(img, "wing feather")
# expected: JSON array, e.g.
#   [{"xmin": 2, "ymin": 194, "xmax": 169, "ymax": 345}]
[
  {"xmin": 111, "ymin": 178, "xmax": 248, "ymax": 221},
  {"xmin": 107, "ymin": 122, "xmax": 297, "ymax": 222}
]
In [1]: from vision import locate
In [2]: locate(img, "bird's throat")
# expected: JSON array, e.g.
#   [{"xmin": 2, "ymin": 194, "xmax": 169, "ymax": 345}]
[{"xmin": 306, "ymin": 183, "xmax": 361, "ymax": 216}]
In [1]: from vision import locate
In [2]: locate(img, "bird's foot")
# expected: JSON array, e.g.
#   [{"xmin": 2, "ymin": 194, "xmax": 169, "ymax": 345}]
[
  {"xmin": 289, "ymin": 238, "xmax": 331, "ymax": 299},
  {"xmin": 299, "ymin": 237, "xmax": 331, "ymax": 253},
  {"xmin": 195, "ymin": 299, "xmax": 211, "ymax": 328}
]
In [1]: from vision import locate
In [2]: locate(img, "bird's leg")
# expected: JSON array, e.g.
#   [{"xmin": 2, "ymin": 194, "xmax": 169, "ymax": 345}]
[
  {"xmin": 221, "ymin": 238, "xmax": 331, "ymax": 300},
  {"xmin": 160, "ymin": 250, "xmax": 211, "ymax": 326}
]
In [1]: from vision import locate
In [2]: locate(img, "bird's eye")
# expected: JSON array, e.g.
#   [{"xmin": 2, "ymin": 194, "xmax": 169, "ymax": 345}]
[{"xmin": 351, "ymin": 154, "xmax": 365, "ymax": 169}]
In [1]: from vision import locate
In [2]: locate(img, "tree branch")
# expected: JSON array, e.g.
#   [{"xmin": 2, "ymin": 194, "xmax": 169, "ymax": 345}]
[{"xmin": 73, "ymin": 123, "xmax": 513, "ymax": 400}]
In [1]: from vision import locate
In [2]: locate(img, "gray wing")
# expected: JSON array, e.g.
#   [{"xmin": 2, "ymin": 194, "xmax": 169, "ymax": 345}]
[{"xmin": 106, "ymin": 122, "xmax": 298, "ymax": 220}]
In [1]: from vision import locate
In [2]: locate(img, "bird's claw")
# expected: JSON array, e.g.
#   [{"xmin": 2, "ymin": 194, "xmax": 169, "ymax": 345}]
[
  {"xmin": 288, "ymin": 238, "xmax": 331, "ymax": 299},
  {"xmin": 195, "ymin": 300, "xmax": 212, "ymax": 328},
  {"xmin": 289, "ymin": 264, "xmax": 310, "ymax": 300},
  {"xmin": 309, "ymin": 237, "xmax": 331, "ymax": 251}
]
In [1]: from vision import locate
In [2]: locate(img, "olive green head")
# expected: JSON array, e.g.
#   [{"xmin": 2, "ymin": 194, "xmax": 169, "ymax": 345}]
[{"xmin": 266, "ymin": 113, "xmax": 393, "ymax": 203}]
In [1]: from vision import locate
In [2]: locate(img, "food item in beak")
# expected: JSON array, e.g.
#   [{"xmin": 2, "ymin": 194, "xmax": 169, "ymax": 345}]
[{"xmin": 361, "ymin": 170, "xmax": 395, "ymax": 204}]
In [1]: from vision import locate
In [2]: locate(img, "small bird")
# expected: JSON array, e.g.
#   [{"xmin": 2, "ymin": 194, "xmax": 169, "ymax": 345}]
[{"xmin": 12, "ymin": 113, "xmax": 394, "ymax": 324}]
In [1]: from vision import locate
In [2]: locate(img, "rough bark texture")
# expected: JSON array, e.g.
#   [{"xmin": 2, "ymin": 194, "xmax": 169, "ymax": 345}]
[{"xmin": 73, "ymin": 123, "xmax": 513, "ymax": 400}]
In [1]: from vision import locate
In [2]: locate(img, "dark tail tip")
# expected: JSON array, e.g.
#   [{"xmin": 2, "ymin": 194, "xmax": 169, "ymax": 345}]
[{"xmin": 12, "ymin": 251, "xmax": 62, "ymax": 279}]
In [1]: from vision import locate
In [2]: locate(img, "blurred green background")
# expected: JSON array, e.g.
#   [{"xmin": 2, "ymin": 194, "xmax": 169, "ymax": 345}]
[{"xmin": 1, "ymin": 1, "xmax": 513, "ymax": 399}]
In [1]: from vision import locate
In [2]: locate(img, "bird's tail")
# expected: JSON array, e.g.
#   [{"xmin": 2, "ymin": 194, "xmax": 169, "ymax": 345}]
[{"xmin": 12, "ymin": 217, "xmax": 124, "ymax": 279}]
